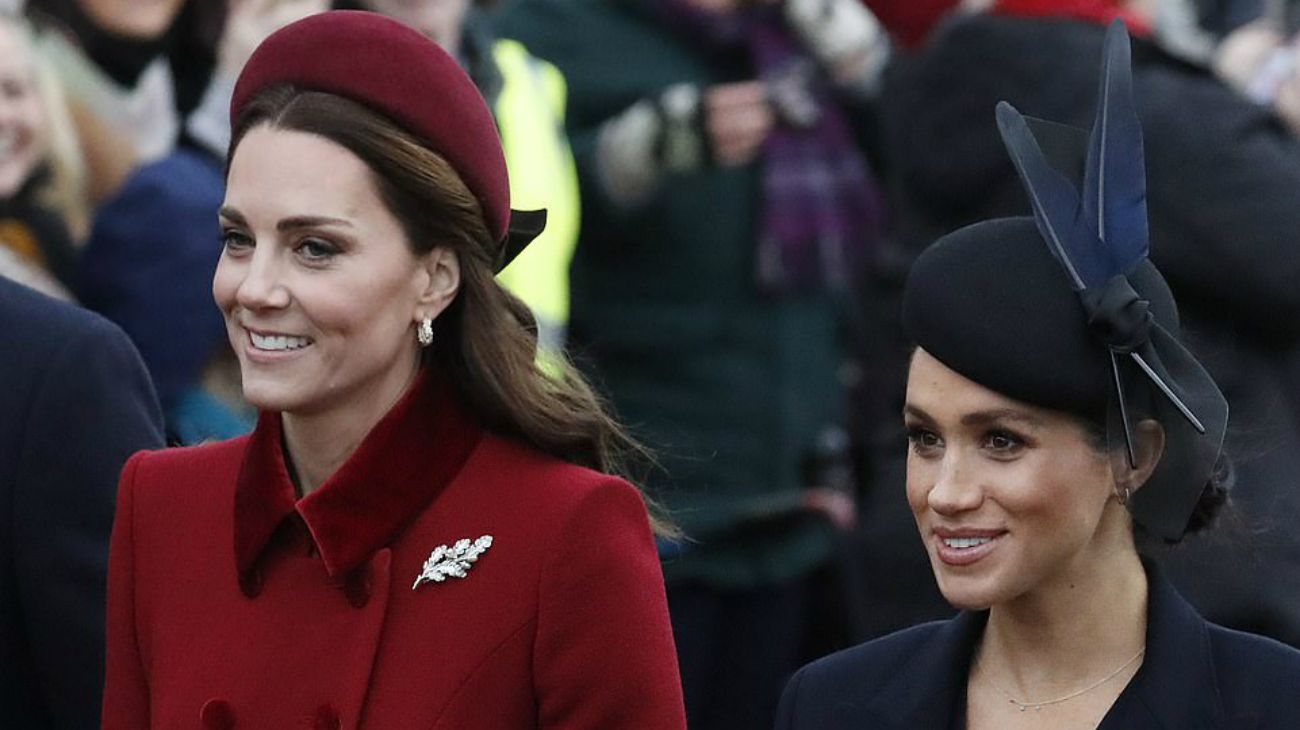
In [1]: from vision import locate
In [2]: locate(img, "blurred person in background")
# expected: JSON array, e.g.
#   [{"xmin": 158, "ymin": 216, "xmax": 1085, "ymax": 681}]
[
  {"xmin": 0, "ymin": 276, "xmax": 163, "ymax": 728},
  {"xmin": 338, "ymin": 0, "xmax": 581, "ymax": 364},
  {"xmin": 0, "ymin": 10, "xmax": 87, "ymax": 299},
  {"xmin": 78, "ymin": 0, "xmax": 324, "ymax": 445},
  {"xmin": 1210, "ymin": 0, "xmax": 1300, "ymax": 133},
  {"xmin": 502, "ymin": 1, "xmax": 889, "ymax": 727},
  {"xmin": 26, "ymin": 0, "xmax": 226, "ymax": 201},
  {"xmin": 855, "ymin": 0, "xmax": 1300, "ymax": 648}
]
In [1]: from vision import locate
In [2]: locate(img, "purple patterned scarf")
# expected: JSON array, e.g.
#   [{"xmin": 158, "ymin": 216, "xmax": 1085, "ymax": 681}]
[{"xmin": 634, "ymin": 0, "xmax": 885, "ymax": 293}]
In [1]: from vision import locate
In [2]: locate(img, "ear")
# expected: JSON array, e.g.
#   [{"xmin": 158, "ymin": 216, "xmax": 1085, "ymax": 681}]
[
  {"xmin": 1111, "ymin": 418, "xmax": 1165, "ymax": 496},
  {"xmin": 413, "ymin": 246, "xmax": 460, "ymax": 322}
]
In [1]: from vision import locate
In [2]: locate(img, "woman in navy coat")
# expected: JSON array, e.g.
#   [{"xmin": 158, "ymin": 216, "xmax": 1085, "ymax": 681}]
[{"xmin": 777, "ymin": 22, "xmax": 1300, "ymax": 730}]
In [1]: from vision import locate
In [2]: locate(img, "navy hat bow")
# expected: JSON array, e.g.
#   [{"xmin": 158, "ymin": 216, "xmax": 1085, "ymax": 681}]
[{"xmin": 994, "ymin": 21, "xmax": 1228, "ymax": 539}]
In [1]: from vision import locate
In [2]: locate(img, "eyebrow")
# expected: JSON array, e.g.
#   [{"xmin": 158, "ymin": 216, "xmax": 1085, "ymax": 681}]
[
  {"xmin": 903, "ymin": 404, "xmax": 1045, "ymax": 428},
  {"xmin": 218, "ymin": 207, "xmax": 353, "ymax": 232}
]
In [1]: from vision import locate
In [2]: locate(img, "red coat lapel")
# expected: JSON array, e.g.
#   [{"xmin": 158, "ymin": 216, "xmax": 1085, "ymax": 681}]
[{"xmin": 233, "ymin": 370, "xmax": 483, "ymax": 583}]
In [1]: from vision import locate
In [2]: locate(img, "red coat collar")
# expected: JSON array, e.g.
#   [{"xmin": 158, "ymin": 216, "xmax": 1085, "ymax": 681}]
[{"xmin": 233, "ymin": 370, "xmax": 483, "ymax": 581}]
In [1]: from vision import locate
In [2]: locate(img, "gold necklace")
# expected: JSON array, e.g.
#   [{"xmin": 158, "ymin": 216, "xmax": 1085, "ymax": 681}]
[{"xmin": 987, "ymin": 648, "xmax": 1145, "ymax": 712}]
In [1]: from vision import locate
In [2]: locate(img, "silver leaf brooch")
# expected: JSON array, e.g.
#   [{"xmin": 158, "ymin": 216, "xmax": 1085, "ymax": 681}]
[{"xmin": 412, "ymin": 535, "xmax": 494, "ymax": 590}]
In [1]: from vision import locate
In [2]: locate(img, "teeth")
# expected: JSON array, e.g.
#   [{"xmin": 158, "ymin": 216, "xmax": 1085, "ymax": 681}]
[
  {"xmin": 250, "ymin": 332, "xmax": 312, "ymax": 351},
  {"xmin": 943, "ymin": 537, "xmax": 993, "ymax": 550}
]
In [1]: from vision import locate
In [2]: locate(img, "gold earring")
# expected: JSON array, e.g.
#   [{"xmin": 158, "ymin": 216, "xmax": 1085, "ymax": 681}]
[
  {"xmin": 1114, "ymin": 485, "xmax": 1132, "ymax": 506},
  {"xmin": 417, "ymin": 317, "xmax": 434, "ymax": 347}
]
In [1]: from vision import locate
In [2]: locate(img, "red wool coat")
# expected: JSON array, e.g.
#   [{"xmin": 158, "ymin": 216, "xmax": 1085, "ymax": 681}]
[{"xmin": 101, "ymin": 374, "xmax": 686, "ymax": 729}]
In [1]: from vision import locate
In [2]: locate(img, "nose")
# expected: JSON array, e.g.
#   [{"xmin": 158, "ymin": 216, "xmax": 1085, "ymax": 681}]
[
  {"xmin": 234, "ymin": 247, "xmax": 291, "ymax": 311},
  {"xmin": 926, "ymin": 450, "xmax": 983, "ymax": 516}
]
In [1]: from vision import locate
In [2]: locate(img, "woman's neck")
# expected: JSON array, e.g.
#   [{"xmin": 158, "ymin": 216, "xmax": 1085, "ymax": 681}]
[
  {"xmin": 981, "ymin": 515, "xmax": 1148, "ymax": 691},
  {"xmin": 280, "ymin": 359, "xmax": 421, "ymax": 497}
]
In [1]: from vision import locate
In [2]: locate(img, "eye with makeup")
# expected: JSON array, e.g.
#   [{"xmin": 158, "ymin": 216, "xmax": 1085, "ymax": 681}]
[
  {"xmin": 220, "ymin": 227, "xmax": 253, "ymax": 255},
  {"xmin": 0, "ymin": 76, "xmax": 30, "ymax": 100},
  {"xmin": 905, "ymin": 423, "xmax": 944, "ymax": 458},
  {"xmin": 294, "ymin": 236, "xmax": 342, "ymax": 263},
  {"xmin": 981, "ymin": 427, "xmax": 1028, "ymax": 459}
]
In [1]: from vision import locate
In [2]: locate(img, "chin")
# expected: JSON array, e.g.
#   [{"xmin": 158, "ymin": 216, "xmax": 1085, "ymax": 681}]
[
  {"xmin": 930, "ymin": 559, "xmax": 1008, "ymax": 611},
  {"xmin": 239, "ymin": 376, "xmax": 312, "ymax": 414}
]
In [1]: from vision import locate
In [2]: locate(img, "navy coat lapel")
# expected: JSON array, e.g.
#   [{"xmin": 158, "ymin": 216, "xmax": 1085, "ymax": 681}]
[
  {"xmin": 855, "ymin": 565, "xmax": 1246, "ymax": 730},
  {"xmin": 1099, "ymin": 564, "xmax": 1237, "ymax": 729},
  {"xmin": 853, "ymin": 611, "xmax": 986, "ymax": 729}
]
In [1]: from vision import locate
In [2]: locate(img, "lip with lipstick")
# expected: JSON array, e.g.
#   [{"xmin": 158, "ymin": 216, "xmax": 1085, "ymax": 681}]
[{"xmin": 933, "ymin": 527, "xmax": 1007, "ymax": 567}]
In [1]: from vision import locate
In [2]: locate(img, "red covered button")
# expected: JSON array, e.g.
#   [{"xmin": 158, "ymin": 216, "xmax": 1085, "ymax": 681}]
[
  {"xmin": 200, "ymin": 698, "xmax": 235, "ymax": 729},
  {"xmin": 343, "ymin": 566, "xmax": 371, "ymax": 609},
  {"xmin": 343, "ymin": 571, "xmax": 369, "ymax": 605},
  {"xmin": 313, "ymin": 704, "xmax": 341, "ymax": 730},
  {"xmin": 239, "ymin": 568, "xmax": 263, "ymax": 599}
]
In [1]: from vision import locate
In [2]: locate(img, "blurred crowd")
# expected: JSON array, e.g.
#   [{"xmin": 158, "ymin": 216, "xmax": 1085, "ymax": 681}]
[{"xmin": 6, "ymin": 0, "xmax": 1300, "ymax": 727}]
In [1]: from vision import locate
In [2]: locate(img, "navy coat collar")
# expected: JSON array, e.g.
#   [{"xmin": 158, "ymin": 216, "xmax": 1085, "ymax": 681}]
[{"xmin": 860, "ymin": 562, "xmax": 1234, "ymax": 729}]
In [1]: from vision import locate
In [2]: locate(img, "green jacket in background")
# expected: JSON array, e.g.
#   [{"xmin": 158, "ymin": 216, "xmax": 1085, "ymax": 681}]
[{"xmin": 502, "ymin": 0, "xmax": 846, "ymax": 589}]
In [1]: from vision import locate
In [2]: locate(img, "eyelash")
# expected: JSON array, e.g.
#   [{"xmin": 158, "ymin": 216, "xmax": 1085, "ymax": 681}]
[
  {"xmin": 219, "ymin": 230, "xmax": 340, "ymax": 262},
  {"xmin": 904, "ymin": 425, "xmax": 1028, "ymax": 458},
  {"xmin": 982, "ymin": 429, "xmax": 1026, "ymax": 455},
  {"xmin": 295, "ymin": 238, "xmax": 339, "ymax": 261},
  {"xmin": 906, "ymin": 426, "xmax": 943, "ymax": 455},
  {"xmin": 221, "ymin": 229, "xmax": 252, "ymax": 252}
]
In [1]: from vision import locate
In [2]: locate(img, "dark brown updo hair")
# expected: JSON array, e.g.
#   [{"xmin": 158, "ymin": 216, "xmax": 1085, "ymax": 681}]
[
  {"xmin": 230, "ymin": 86, "xmax": 675, "ymax": 537},
  {"xmin": 1077, "ymin": 414, "xmax": 1233, "ymax": 540}
]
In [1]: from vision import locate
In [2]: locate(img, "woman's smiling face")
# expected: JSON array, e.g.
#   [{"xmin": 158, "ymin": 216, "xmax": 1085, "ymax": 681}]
[
  {"xmin": 213, "ymin": 125, "xmax": 452, "ymax": 418},
  {"xmin": 903, "ymin": 348, "xmax": 1120, "ymax": 610},
  {"xmin": 0, "ymin": 20, "xmax": 47, "ymax": 199}
]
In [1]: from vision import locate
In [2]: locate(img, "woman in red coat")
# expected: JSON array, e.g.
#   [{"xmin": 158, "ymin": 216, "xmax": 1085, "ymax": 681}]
[{"xmin": 100, "ymin": 11, "xmax": 687, "ymax": 729}]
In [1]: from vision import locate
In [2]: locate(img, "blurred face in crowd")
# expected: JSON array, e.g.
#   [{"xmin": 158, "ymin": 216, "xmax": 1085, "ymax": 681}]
[
  {"xmin": 363, "ymin": 0, "xmax": 470, "ymax": 55},
  {"xmin": 76, "ymin": 0, "xmax": 185, "ymax": 39},
  {"xmin": 902, "ymin": 349, "xmax": 1121, "ymax": 610},
  {"xmin": 214, "ymin": 125, "xmax": 456, "ymax": 417},
  {"xmin": 0, "ymin": 19, "xmax": 46, "ymax": 199}
]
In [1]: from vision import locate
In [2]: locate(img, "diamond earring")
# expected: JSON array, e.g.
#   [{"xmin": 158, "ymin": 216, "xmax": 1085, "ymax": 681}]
[{"xmin": 417, "ymin": 317, "xmax": 434, "ymax": 347}]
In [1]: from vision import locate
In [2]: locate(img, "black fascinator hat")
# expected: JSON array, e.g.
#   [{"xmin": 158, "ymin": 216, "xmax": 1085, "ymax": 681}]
[{"xmin": 901, "ymin": 21, "xmax": 1228, "ymax": 540}]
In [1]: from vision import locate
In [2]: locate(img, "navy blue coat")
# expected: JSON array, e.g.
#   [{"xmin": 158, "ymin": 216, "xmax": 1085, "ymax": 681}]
[
  {"xmin": 777, "ymin": 566, "xmax": 1300, "ymax": 729},
  {"xmin": 0, "ymin": 278, "xmax": 163, "ymax": 728}
]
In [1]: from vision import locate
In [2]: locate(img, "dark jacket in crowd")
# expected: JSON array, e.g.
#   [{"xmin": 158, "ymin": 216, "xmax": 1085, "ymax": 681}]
[
  {"xmin": 0, "ymin": 277, "xmax": 163, "ymax": 728},
  {"xmin": 872, "ymin": 12, "xmax": 1300, "ymax": 647},
  {"xmin": 78, "ymin": 147, "xmax": 245, "ymax": 445},
  {"xmin": 502, "ymin": 0, "xmax": 844, "ymax": 589},
  {"xmin": 776, "ymin": 563, "xmax": 1300, "ymax": 729}
]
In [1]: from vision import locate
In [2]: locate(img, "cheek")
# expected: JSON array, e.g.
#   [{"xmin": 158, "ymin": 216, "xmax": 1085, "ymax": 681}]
[
  {"xmin": 21, "ymin": 99, "xmax": 45, "ymax": 142},
  {"xmin": 211, "ymin": 258, "xmax": 240, "ymax": 313},
  {"xmin": 904, "ymin": 454, "xmax": 933, "ymax": 515},
  {"xmin": 1001, "ymin": 456, "xmax": 1111, "ymax": 536},
  {"xmin": 309, "ymin": 274, "xmax": 414, "ymax": 343}
]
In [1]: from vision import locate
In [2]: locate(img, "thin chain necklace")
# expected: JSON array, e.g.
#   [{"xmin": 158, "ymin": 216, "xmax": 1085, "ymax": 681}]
[{"xmin": 986, "ymin": 647, "xmax": 1145, "ymax": 712}]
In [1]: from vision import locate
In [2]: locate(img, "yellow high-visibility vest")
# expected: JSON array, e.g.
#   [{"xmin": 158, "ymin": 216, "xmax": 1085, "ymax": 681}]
[{"xmin": 492, "ymin": 39, "xmax": 580, "ymax": 359}]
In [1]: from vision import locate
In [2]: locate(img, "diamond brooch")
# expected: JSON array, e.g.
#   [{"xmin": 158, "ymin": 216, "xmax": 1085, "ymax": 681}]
[{"xmin": 412, "ymin": 535, "xmax": 494, "ymax": 590}]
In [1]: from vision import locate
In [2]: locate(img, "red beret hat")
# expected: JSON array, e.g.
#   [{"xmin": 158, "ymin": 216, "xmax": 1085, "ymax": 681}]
[{"xmin": 230, "ymin": 11, "xmax": 513, "ymax": 244}]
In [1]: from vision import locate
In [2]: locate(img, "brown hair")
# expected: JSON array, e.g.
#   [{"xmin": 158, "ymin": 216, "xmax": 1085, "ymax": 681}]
[
  {"xmin": 230, "ymin": 86, "xmax": 675, "ymax": 537},
  {"xmin": 1075, "ymin": 413, "xmax": 1233, "ymax": 541}
]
